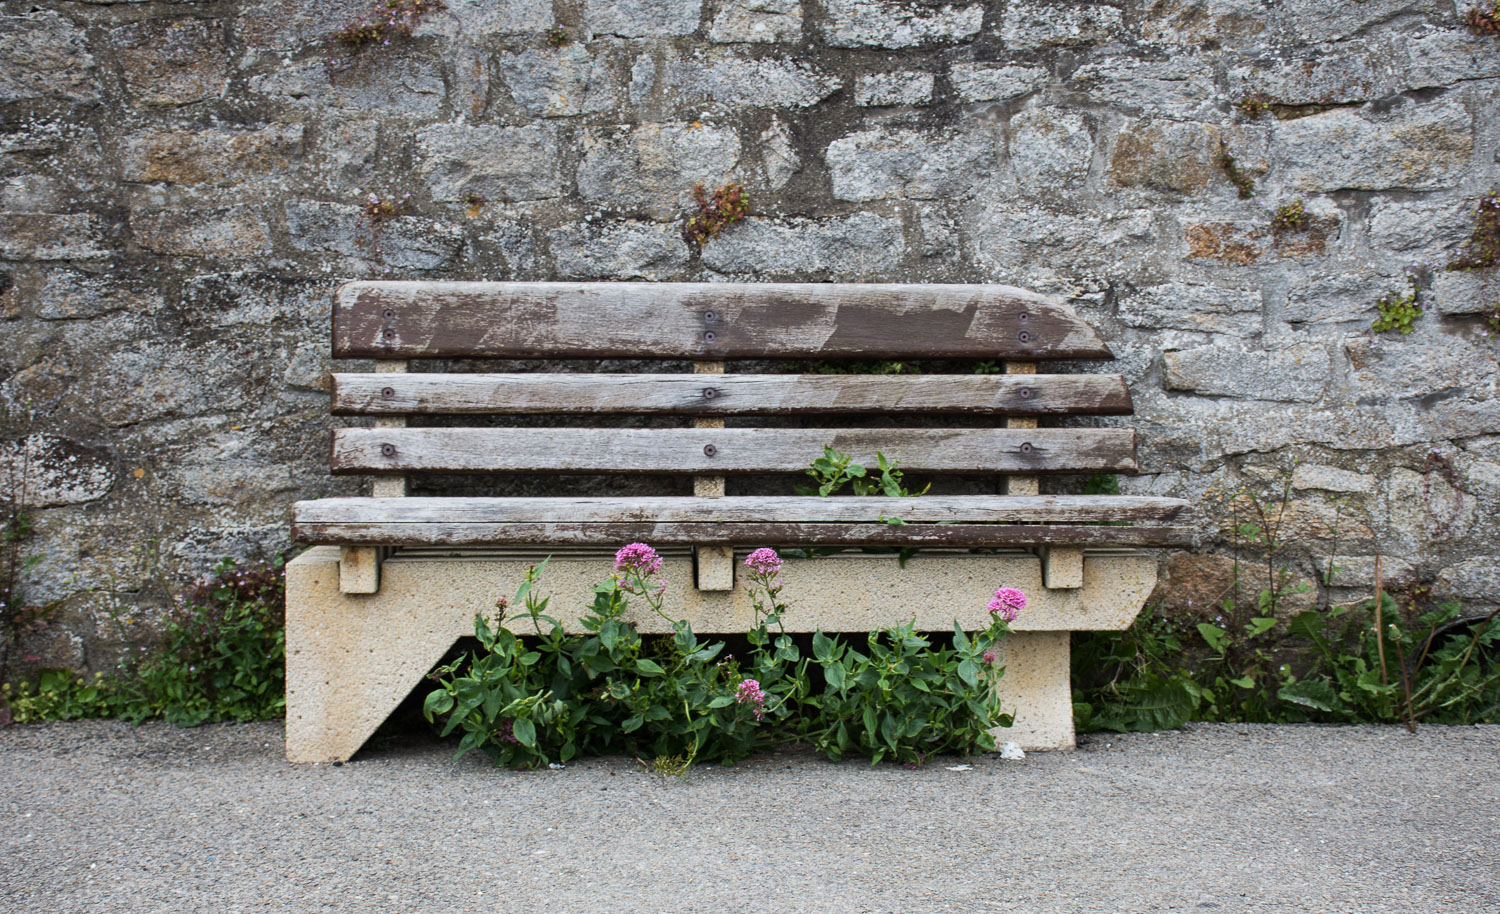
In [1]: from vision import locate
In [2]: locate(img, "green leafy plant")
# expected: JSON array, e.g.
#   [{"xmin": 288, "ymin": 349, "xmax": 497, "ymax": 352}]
[
  {"xmin": 1271, "ymin": 199, "xmax": 1307, "ymax": 233},
  {"xmin": 1072, "ymin": 612, "xmax": 1202, "ymax": 733},
  {"xmin": 425, "ymin": 547, "xmax": 801, "ymax": 769},
  {"xmin": 681, "ymin": 182, "xmax": 749, "ymax": 246},
  {"xmin": 1, "ymin": 670, "xmax": 121, "ymax": 723},
  {"xmin": 546, "ymin": 27, "xmax": 571, "ymax": 47},
  {"xmin": 118, "ymin": 558, "xmax": 287, "ymax": 727},
  {"xmin": 1279, "ymin": 588, "xmax": 1500, "ymax": 728},
  {"xmin": 803, "ymin": 616, "xmax": 1014, "ymax": 766},
  {"xmin": 425, "ymin": 546, "xmax": 1024, "ymax": 769},
  {"xmin": 1212, "ymin": 139, "xmax": 1255, "ymax": 199},
  {"xmin": 1074, "ymin": 465, "xmax": 1500, "ymax": 733},
  {"xmin": 334, "ymin": 0, "xmax": 447, "ymax": 51},
  {"xmin": 5, "ymin": 557, "xmax": 288, "ymax": 728},
  {"xmin": 1446, "ymin": 191, "xmax": 1499, "ymax": 271},
  {"xmin": 798, "ymin": 446, "xmax": 928, "ymax": 499},
  {"xmin": 1372, "ymin": 276, "xmax": 1423, "ymax": 335}
]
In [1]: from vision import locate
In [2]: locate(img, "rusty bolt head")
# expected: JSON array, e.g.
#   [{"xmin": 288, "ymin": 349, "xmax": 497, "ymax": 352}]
[
  {"xmin": 702, "ymin": 387, "xmax": 718, "ymax": 400},
  {"xmin": 703, "ymin": 444, "xmax": 718, "ymax": 457},
  {"xmin": 381, "ymin": 387, "xmax": 396, "ymax": 399},
  {"xmin": 381, "ymin": 444, "xmax": 396, "ymax": 457}
]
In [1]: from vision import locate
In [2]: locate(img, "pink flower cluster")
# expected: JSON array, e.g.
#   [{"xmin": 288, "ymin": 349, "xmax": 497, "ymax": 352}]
[
  {"xmin": 744, "ymin": 547, "xmax": 783, "ymax": 577},
  {"xmin": 614, "ymin": 542, "xmax": 663, "ymax": 576},
  {"xmin": 494, "ymin": 719, "xmax": 519, "ymax": 745},
  {"xmin": 987, "ymin": 587, "xmax": 1026, "ymax": 622},
  {"xmin": 735, "ymin": 678, "xmax": 767, "ymax": 721}
]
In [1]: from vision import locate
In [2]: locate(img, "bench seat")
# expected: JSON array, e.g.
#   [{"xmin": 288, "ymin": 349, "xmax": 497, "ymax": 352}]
[{"xmin": 292, "ymin": 495, "xmax": 1193, "ymax": 547}]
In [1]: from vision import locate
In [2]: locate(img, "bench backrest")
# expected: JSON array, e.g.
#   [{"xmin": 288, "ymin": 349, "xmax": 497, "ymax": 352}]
[{"xmin": 327, "ymin": 281, "xmax": 1137, "ymax": 482}]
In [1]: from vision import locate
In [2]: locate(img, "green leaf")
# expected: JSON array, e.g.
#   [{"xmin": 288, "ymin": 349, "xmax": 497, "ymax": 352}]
[
  {"xmin": 622, "ymin": 715, "xmax": 644, "ymax": 733},
  {"xmin": 511, "ymin": 717, "xmax": 537, "ymax": 748},
  {"xmin": 1246, "ymin": 617, "xmax": 1277, "ymax": 637},
  {"xmin": 1196, "ymin": 623, "xmax": 1229, "ymax": 655},
  {"xmin": 1277, "ymin": 678, "xmax": 1342, "ymax": 713},
  {"xmin": 708, "ymin": 696, "xmax": 734, "ymax": 709},
  {"xmin": 634, "ymin": 658, "xmax": 665, "ymax": 677},
  {"xmin": 956, "ymin": 659, "xmax": 980, "ymax": 688}
]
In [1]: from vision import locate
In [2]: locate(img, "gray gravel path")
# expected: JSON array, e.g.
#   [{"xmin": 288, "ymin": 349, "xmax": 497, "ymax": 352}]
[{"xmin": 1, "ymin": 721, "xmax": 1496, "ymax": 913}]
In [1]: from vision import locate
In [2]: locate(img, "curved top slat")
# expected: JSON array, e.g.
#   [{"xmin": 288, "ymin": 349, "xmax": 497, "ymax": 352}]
[{"xmin": 332, "ymin": 282, "xmax": 1114, "ymax": 360}]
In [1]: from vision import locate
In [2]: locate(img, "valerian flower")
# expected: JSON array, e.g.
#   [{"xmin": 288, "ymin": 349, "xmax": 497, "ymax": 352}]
[
  {"xmin": 614, "ymin": 543, "xmax": 663, "ymax": 576},
  {"xmin": 744, "ymin": 547, "xmax": 783, "ymax": 577},
  {"xmin": 987, "ymin": 587, "xmax": 1026, "ymax": 622}
]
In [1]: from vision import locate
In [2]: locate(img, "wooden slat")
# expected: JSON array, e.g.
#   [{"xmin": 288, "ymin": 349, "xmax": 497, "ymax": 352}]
[
  {"xmin": 329, "ymin": 428, "xmax": 1138, "ymax": 475},
  {"xmin": 1006, "ymin": 360, "xmax": 1040, "ymax": 497},
  {"xmin": 293, "ymin": 520, "xmax": 1192, "ymax": 548},
  {"xmin": 332, "ymin": 282, "xmax": 1114, "ymax": 360},
  {"xmin": 293, "ymin": 495, "xmax": 1190, "ymax": 525},
  {"xmin": 331, "ymin": 373, "xmax": 1133, "ymax": 417}
]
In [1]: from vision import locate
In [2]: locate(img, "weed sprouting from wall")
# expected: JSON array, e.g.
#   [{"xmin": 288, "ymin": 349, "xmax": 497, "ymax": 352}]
[
  {"xmin": 682, "ymin": 182, "xmax": 750, "ymax": 246},
  {"xmin": 1235, "ymin": 92, "xmax": 1272, "ymax": 118},
  {"xmin": 1212, "ymin": 140, "xmax": 1255, "ymax": 199},
  {"xmin": 1271, "ymin": 199, "xmax": 1307, "ymax": 233},
  {"xmin": 1467, "ymin": 1, "xmax": 1500, "ymax": 34},
  {"xmin": 1373, "ymin": 268, "xmax": 1428, "ymax": 335},
  {"xmin": 547, "ymin": 27, "xmax": 571, "ymax": 47},
  {"xmin": 1446, "ymin": 192, "xmax": 1499, "ymax": 272},
  {"xmin": 334, "ymin": 0, "xmax": 447, "ymax": 52},
  {"xmin": 356, "ymin": 192, "xmax": 410, "ymax": 270}
]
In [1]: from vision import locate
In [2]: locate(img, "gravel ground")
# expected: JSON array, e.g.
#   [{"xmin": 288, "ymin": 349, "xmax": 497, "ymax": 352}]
[{"xmin": 1, "ymin": 721, "xmax": 1496, "ymax": 914}]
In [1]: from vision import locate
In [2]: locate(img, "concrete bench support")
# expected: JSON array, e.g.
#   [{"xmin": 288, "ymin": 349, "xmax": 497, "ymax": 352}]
[{"xmin": 285, "ymin": 547, "xmax": 1156, "ymax": 763}]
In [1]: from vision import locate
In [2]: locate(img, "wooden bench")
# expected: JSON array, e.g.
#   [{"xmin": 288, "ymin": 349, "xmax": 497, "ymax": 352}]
[{"xmin": 285, "ymin": 282, "xmax": 1192, "ymax": 763}]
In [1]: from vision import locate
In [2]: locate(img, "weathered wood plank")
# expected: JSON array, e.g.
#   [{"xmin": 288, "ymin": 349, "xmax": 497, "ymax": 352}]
[
  {"xmin": 370, "ymin": 359, "xmax": 408, "ymax": 499},
  {"xmin": 331, "ymin": 372, "xmax": 1133, "ymax": 417},
  {"xmin": 294, "ymin": 495, "xmax": 1189, "ymax": 525},
  {"xmin": 332, "ymin": 282, "xmax": 1114, "ymax": 360},
  {"xmin": 293, "ymin": 520, "xmax": 1193, "ymax": 548},
  {"xmin": 329, "ymin": 428, "xmax": 1138, "ymax": 475}
]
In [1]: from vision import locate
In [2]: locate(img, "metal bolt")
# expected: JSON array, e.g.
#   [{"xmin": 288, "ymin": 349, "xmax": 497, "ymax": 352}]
[
  {"xmin": 1018, "ymin": 387, "xmax": 1033, "ymax": 400},
  {"xmin": 382, "ymin": 309, "xmax": 396, "ymax": 320},
  {"xmin": 382, "ymin": 328, "xmax": 396, "ymax": 340},
  {"xmin": 703, "ymin": 444, "xmax": 718, "ymax": 457},
  {"xmin": 1018, "ymin": 312, "xmax": 1031, "ymax": 322},
  {"xmin": 704, "ymin": 330, "xmax": 717, "ymax": 343},
  {"xmin": 380, "ymin": 444, "xmax": 396, "ymax": 457},
  {"xmin": 702, "ymin": 387, "xmax": 718, "ymax": 400},
  {"xmin": 703, "ymin": 310, "xmax": 718, "ymax": 323},
  {"xmin": 381, "ymin": 387, "xmax": 396, "ymax": 399},
  {"xmin": 1019, "ymin": 442, "xmax": 1034, "ymax": 455},
  {"xmin": 1017, "ymin": 330, "xmax": 1032, "ymax": 343}
]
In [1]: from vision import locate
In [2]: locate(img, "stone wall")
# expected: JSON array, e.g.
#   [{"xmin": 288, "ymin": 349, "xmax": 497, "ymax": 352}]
[{"xmin": 2, "ymin": 0, "xmax": 1498, "ymax": 671}]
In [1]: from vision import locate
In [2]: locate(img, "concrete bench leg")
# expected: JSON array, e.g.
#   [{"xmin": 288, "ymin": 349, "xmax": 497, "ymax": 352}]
[
  {"xmin": 990, "ymin": 630, "xmax": 1074, "ymax": 750},
  {"xmin": 285, "ymin": 546, "xmax": 1152, "ymax": 763}
]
